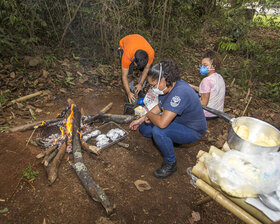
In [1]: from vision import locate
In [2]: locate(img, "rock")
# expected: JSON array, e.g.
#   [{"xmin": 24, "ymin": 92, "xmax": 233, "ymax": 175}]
[
  {"xmin": 35, "ymin": 108, "xmax": 43, "ymax": 113},
  {"xmin": 42, "ymin": 70, "xmax": 48, "ymax": 78},
  {"xmin": 134, "ymin": 179, "xmax": 151, "ymax": 192},
  {"xmin": 28, "ymin": 56, "xmax": 42, "ymax": 67},
  {"xmin": 95, "ymin": 217, "xmax": 114, "ymax": 224},
  {"xmin": 10, "ymin": 72, "xmax": 15, "ymax": 78}
]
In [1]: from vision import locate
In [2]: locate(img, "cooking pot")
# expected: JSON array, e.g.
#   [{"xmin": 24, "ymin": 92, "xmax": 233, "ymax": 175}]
[{"xmin": 203, "ymin": 106, "xmax": 280, "ymax": 154}]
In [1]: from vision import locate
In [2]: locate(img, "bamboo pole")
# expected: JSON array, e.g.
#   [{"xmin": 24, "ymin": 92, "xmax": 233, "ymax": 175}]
[
  {"xmin": 195, "ymin": 179, "xmax": 262, "ymax": 224},
  {"xmin": 192, "ymin": 146, "xmax": 273, "ymax": 224},
  {"xmin": 11, "ymin": 91, "xmax": 45, "ymax": 104}
]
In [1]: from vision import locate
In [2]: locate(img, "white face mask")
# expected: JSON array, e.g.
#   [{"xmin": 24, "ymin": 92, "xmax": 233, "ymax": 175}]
[{"xmin": 153, "ymin": 63, "xmax": 167, "ymax": 95}]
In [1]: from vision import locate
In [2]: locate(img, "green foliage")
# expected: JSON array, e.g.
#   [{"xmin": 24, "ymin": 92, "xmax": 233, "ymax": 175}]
[
  {"xmin": 258, "ymin": 82, "xmax": 280, "ymax": 102},
  {"xmin": 65, "ymin": 77, "xmax": 75, "ymax": 86},
  {"xmin": 219, "ymin": 36, "xmax": 238, "ymax": 52},
  {"xmin": 22, "ymin": 163, "xmax": 39, "ymax": 180},
  {"xmin": 44, "ymin": 55, "xmax": 57, "ymax": 69}
]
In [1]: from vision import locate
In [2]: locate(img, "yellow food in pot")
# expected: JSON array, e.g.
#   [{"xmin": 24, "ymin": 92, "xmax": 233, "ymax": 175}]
[
  {"xmin": 234, "ymin": 125, "xmax": 249, "ymax": 140},
  {"xmin": 233, "ymin": 125, "xmax": 279, "ymax": 147}
]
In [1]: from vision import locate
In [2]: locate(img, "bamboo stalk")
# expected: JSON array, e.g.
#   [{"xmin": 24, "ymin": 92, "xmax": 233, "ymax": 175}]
[
  {"xmin": 11, "ymin": 91, "xmax": 45, "ymax": 104},
  {"xmin": 192, "ymin": 147, "xmax": 272, "ymax": 224},
  {"xmin": 195, "ymin": 179, "xmax": 262, "ymax": 224}
]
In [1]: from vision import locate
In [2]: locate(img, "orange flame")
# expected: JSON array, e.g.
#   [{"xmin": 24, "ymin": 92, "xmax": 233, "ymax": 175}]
[
  {"xmin": 66, "ymin": 104, "xmax": 74, "ymax": 141},
  {"xmin": 59, "ymin": 126, "xmax": 65, "ymax": 137}
]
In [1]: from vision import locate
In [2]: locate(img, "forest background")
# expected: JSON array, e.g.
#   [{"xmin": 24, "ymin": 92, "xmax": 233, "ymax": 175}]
[{"xmin": 0, "ymin": 0, "xmax": 279, "ymax": 107}]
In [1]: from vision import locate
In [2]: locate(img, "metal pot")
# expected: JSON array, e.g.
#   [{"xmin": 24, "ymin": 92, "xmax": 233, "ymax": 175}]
[{"xmin": 203, "ymin": 106, "xmax": 280, "ymax": 154}]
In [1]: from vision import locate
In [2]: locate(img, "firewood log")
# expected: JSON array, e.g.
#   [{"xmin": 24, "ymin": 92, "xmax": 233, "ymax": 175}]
[
  {"xmin": 47, "ymin": 142, "xmax": 66, "ymax": 184},
  {"xmin": 36, "ymin": 144, "xmax": 58, "ymax": 159},
  {"xmin": 72, "ymin": 128, "xmax": 112, "ymax": 214},
  {"xmin": 81, "ymin": 141, "xmax": 101, "ymax": 155}
]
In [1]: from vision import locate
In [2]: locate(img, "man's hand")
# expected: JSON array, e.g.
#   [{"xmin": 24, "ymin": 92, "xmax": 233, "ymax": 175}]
[
  {"xmin": 134, "ymin": 83, "xmax": 142, "ymax": 94},
  {"xmin": 128, "ymin": 91, "xmax": 136, "ymax": 103},
  {"xmin": 129, "ymin": 117, "xmax": 145, "ymax": 130}
]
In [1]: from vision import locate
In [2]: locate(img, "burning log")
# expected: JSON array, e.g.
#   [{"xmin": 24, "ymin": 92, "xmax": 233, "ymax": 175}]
[{"xmin": 46, "ymin": 142, "xmax": 66, "ymax": 184}]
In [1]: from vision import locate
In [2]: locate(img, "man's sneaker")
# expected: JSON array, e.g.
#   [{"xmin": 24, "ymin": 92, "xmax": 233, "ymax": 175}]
[{"xmin": 154, "ymin": 161, "xmax": 177, "ymax": 179}]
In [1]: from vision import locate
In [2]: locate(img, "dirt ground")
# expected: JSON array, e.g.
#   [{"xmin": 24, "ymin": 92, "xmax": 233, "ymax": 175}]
[{"xmin": 0, "ymin": 85, "xmax": 279, "ymax": 224}]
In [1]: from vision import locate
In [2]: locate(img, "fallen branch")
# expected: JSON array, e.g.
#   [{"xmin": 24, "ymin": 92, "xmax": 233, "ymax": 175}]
[
  {"xmin": 72, "ymin": 107, "xmax": 112, "ymax": 214},
  {"xmin": 242, "ymin": 96, "xmax": 252, "ymax": 116},
  {"xmin": 47, "ymin": 142, "xmax": 66, "ymax": 184},
  {"xmin": 84, "ymin": 102, "xmax": 113, "ymax": 124},
  {"xmin": 10, "ymin": 91, "xmax": 45, "ymax": 104}
]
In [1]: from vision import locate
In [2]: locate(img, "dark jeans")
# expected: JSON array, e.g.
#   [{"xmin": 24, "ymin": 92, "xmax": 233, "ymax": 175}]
[{"xmin": 139, "ymin": 122, "xmax": 202, "ymax": 163}]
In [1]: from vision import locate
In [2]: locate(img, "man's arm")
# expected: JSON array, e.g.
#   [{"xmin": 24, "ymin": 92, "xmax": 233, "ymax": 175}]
[
  {"xmin": 135, "ymin": 64, "xmax": 152, "ymax": 94},
  {"xmin": 200, "ymin": 92, "xmax": 210, "ymax": 106},
  {"xmin": 189, "ymin": 84, "xmax": 199, "ymax": 92},
  {"xmin": 122, "ymin": 68, "xmax": 135, "ymax": 103}
]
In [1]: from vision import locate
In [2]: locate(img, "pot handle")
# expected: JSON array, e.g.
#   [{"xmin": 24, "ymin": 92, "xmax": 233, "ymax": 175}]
[{"xmin": 202, "ymin": 106, "xmax": 234, "ymax": 122}]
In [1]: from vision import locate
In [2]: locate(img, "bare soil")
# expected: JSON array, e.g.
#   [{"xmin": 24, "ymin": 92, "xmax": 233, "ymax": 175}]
[{"xmin": 0, "ymin": 85, "xmax": 279, "ymax": 224}]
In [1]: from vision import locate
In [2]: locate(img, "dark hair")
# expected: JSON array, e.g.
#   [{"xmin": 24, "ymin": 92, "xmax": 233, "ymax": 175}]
[
  {"xmin": 203, "ymin": 50, "xmax": 221, "ymax": 70},
  {"xmin": 134, "ymin": 50, "xmax": 148, "ymax": 70},
  {"xmin": 148, "ymin": 60, "xmax": 180, "ymax": 87}
]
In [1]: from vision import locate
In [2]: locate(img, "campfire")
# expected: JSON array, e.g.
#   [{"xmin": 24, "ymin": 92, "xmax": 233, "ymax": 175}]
[{"xmin": 5, "ymin": 100, "xmax": 136, "ymax": 214}]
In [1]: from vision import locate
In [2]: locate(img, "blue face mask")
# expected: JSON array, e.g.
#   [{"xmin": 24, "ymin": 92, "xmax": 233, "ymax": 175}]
[{"xmin": 200, "ymin": 65, "xmax": 215, "ymax": 76}]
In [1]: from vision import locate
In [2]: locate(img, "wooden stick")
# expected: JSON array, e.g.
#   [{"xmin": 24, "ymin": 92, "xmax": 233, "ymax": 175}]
[
  {"xmin": 26, "ymin": 126, "xmax": 38, "ymax": 146},
  {"xmin": 195, "ymin": 196, "xmax": 212, "ymax": 206},
  {"xmin": 11, "ymin": 91, "xmax": 45, "ymax": 104},
  {"xmin": 99, "ymin": 102, "xmax": 113, "ymax": 114},
  {"xmin": 195, "ymin": 179, "xmax": 262, "ymax": 224},
  {"xmin": 84, "ymin": 102, "xmax": 113, "ymax": 124},
  {"xmin": 242, "ymin": 96, "xmax": 252, "ymax": 116},
  {"xmin": 44, "ymin": 148, "xmax": 58, "ymax": 167},
  {"xmin": 37, "ymin": 144, "xmax": 58, "ymax": 159},
  {"xmin": 5, "ymin": 118, "xmax": 63, "ymax": 133},
  {"xmin": 81, "ymin": 141, "xmax": 101, "ymax": 155},
  {"xmin": 47, "ymin": 142, "xmax": 66, "ymax": 184},
  {"xmin": 117, "ymin": 142, "xmax": 129, "ymax": 149}
]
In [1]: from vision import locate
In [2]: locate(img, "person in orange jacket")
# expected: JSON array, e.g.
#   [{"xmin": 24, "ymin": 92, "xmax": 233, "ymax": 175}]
[{"xmin": 119, "ymin": 34, "xmax": 154, "ymax": 103}]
